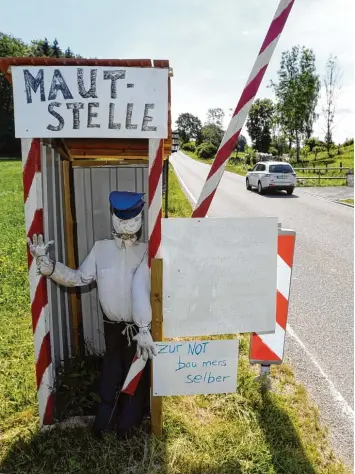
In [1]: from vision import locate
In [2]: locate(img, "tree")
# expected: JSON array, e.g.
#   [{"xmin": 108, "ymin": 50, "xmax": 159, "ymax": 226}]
[
  {"xmin": 304, "ymin": 137, "xmax": 318, "ymax": 152},
  {"xmin": 246, "ymin": 99, "xmax": 274, "ymax": 152},
  {"xmin": 175, "ymin": 113, "xmax": 202, "ymax": 144},
  {"xmin": 196, "ymin": 142, "xmax": 217, "ymax": 159},
  {"xmin": 29, "ymin": 38, "xmax": 52, "ymax": 57},
  {"xmin": 201, "ymin": 123, "xmax": 224, "ymax": 148},
  {"xmin": 52, "ymin": 38, "xmax": 62, "ymax": 58},
  {"xmin": 236, "ymin": 134, "xmax": 247, "ymax": 152},
  {"xmin": 322, "ymin": 55, "xmax": 342, "ymax": 156},
  {"xmin": 205, "ymin": 107, "xmax": 225, "ymax": 128},
  {"xmin": 65, "ymin": 47, "xmax": 75, "ymax": 58},
  {"xmin": 0, "ymin": 33, "xmax": 29, "ymax": 156},
  {"xmin": 0, "ymin": 32, "xmax": 79, "ymax": 156},
  {"xmin": 41, "ymin": 38, "xmax": 52, "ymax": 56},
  {"xmin": 272, "ymin": 46, "xmax": 320, "ymax": 161}
]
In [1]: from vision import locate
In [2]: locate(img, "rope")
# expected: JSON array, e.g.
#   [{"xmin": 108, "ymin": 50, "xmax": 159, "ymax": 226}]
[{"xmin": 121, "ymin": 323, "xmax": 138, "ymax": 347}]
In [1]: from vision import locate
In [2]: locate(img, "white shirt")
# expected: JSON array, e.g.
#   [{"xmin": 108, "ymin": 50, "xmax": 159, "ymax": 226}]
[{"xmin": 51, "ymin": 236, "xmax": 151, "ymax": 327}]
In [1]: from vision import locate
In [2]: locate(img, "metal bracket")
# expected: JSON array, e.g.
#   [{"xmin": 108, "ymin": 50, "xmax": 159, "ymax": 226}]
[{"xmin": 254, "ymin": 364, "xmax": 271, "ymax": 391}]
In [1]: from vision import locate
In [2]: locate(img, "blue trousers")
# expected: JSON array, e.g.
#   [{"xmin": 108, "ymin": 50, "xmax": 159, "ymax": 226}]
[{"xmin": 94, "ymin": 319, "xmax": 150, "ymax": 437}]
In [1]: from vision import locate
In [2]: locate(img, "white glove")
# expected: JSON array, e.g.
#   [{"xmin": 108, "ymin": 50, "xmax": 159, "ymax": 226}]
[
  {"xmin": 133, "ymin": 327, "xmax": 157, "ymax": 361},
  {"xmin": 27, "ymin": 234, "xmax": 55, "ymax": 276}
]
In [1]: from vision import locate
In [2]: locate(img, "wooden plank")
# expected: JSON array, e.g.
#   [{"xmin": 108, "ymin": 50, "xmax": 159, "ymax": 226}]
[
  {"xmin": 63, "ymin": 137, "xmax": 172, "ymax": 162},
  {"xmin": 70, "ymin": 151, "xmax": 149, "ymax": 159},
  {"xmin": 70, "ymin": 153, "xmax": 171, "ymax": 161},
  {"xmin": 150, "ymin": 258, "xmax": 163, "ymax": 437},
  {"xmin": 65, "ymin": 138, "xmax": 149, "ymax": 151},
  {"xmin": 57, "ymin": 139, "xmax": 72, "ymax": 160},
  {"xmin": 72, "ymin": 159, "xmax": 148, "ymax": 167},
  {"xmin": 62, "ymin": 161, "xmax": 81, "ymax": 354}
]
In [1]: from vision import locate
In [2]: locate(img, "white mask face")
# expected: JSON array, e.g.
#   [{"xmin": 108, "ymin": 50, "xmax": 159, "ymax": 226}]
[{"xmin": 112, "ymin": 212, "xmax": 142, "ymax": 236}]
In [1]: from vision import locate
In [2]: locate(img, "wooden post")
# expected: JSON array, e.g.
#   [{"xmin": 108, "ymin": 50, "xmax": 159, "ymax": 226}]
[
  {"xmin": 62, "ymin": 160, "xmax": 81, "ymax": 354},
  {"xmin": 151, "ymin": 258, "xmax": 163, "ymax": 436},
  {"xmin": 165, "ymin": 158, "xmax": 169, "ymax": 218}
]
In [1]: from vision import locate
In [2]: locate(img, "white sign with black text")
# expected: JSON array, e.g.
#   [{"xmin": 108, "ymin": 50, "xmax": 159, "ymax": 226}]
[
  {"xmin": 11, "ymin": 66, "xmax": 169, "ymax": 138},
  {"xmin": 153, "ymin": 339, "xmax": 238, "ymax": 396}
]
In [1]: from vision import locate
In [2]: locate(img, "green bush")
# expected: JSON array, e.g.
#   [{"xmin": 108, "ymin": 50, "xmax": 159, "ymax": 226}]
[
  {"xmin": 197, "ymin": 142, "xmax": 217, "ymax": 159},
  {"xmin": 245, "ymin": 154, "xmax": 251, "ymax": 166},
  {"xmin": 313, "ymin": 145, "xmax": 323, "ymax": 158},
  {"xmin": 269, "ymin": 146, "xmax": 278, "ymax": 156},
  {"xmin": 343, "ymin": 138, "xmax": 354, "ymax": 147},
  {"xmin": 181, "ymin": 142, "xmax": 196, "ymax": 152}
]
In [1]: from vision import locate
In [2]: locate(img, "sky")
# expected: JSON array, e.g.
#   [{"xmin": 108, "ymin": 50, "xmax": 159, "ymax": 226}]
[{"xmin": 1, "ymin": 0, "xmax": 354, "ymax": 144}]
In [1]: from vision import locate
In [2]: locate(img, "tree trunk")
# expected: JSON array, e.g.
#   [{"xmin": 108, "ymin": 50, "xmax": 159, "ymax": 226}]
[{"xmin": 296, "ymin": 134, "xmax": 300, "ymax": 162}]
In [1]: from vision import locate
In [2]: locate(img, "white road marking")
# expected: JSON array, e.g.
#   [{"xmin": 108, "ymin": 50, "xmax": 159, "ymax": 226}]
[
  {"xmin": 171, "ymin": 159, "xmax": 209, "ymax": 217},
  {"xmin": 287, "ymin": 325, "xmax": 354, "ymax": 420},
  {"xmin": 171, "ymin": 157, "xmax": 354, "ymax": 422}
]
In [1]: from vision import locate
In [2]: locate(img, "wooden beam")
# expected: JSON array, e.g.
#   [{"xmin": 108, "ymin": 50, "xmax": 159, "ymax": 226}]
[
  {"xmin": 62, "ymin": 138, "xmax": 171, "ymax": 161},
  {"xmin": 150, "ymin": 258, "xmax": 163, "ymax": 437},
  {"xmin": 59, "ymin": 139, "xmax": 73, "ymax": 160},
  {"xmin": 71, "ymin": 159, "xmax": 148, "ymax": 167},
  {"xmin": 70, "ymin": 153, "xmax": 170, "ymax": 161},
  {"xmin": 62, "ymin": 161, "xmax": 80, "ymax": 354}
]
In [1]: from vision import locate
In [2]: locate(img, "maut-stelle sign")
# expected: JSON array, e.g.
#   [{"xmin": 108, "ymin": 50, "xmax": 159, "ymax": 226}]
[{"xmin": 11, "ymin": 66, "xmax": 169, "ymax": 139}]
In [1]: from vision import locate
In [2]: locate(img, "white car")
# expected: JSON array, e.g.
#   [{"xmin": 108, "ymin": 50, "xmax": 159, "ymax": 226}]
[{"xmin": 246, "ymin": 161, "xmax": 297, "ymax": 195}]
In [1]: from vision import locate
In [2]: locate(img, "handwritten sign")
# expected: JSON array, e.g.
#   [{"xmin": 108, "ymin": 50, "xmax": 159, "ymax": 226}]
[
  {"xmin": 11, "ymin": 66, "xmax": 168, "ymax": 138},
  {"xmin": 162, "ymin": 217, "xmax": 278, "ymax": 337},
  {"xmin": 153, "ymin": 340, "xmax": 238, "ymax": 396}
]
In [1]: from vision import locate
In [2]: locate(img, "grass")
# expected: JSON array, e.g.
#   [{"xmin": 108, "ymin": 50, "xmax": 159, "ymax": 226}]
[
  {"xmin": 183, "ymin": 150, "xmax": 250, "ymax": 177},
  {"xmin": 299, "ymin": 144, "xmax": 354, "ymax": 169},
  {"xmin": 165, "ymin": 167, "xmax": 193, "ymax": 217},
  {"xmin": 339, "ymin": 198, "xmax": 354, "ymax": 206},
  {"xmin": 0, "ymin": 159, "xmax": 350, "ymax": 474},
  {"xmin": 183, "ymin": 144, "xmax": 354, "ymax": 187}
]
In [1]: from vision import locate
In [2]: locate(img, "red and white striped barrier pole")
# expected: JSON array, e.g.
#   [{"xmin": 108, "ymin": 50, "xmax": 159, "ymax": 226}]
[
  {"xmin": 192, "ymin": 0, "xmax": 295, "ymax": 218},
  {"xmin": 250, "ymin": 230, "xmax": 296, "ymax": 365},
  {"xmin": 22, "ymin": 138, "xmax": 54, "ymax": 425},
  {"xmin": 121, "ymin": 138, "xmax": 163, "ymax": 395}
]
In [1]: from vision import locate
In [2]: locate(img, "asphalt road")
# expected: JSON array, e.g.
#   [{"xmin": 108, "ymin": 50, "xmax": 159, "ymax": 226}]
[{"xmin": 170, "ymin": 151, "xmax": 354, "ymax": 467}]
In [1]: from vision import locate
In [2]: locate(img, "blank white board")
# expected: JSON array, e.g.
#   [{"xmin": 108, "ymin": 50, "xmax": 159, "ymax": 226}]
[
  {"xmin": 162, "ymin": 217, "xmax": 278, "ymax": 337},
  {"xmin": 153, "ymin": 339, "xmax": 238, "ymax": 396}
]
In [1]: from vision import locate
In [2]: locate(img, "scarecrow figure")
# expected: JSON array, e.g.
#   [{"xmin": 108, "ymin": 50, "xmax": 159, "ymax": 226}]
[{"xmin": 27, "ymin": 191, "xmax": 156, "ymax": 439}]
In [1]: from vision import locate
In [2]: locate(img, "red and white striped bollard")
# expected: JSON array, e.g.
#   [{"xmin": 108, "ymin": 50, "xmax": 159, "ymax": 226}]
[
  {"xmin": 121, "ymin": 138, "xmax": 163, "ymax": 395},
  {"xmin": 22, "ymin": 138, "xmax": 54, "ymax": 425}
]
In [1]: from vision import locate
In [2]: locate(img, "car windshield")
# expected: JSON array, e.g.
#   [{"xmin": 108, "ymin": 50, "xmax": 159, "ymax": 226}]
[{"xmin": 269, "ymin": 164, "xmax": 293, "ymax": 173}]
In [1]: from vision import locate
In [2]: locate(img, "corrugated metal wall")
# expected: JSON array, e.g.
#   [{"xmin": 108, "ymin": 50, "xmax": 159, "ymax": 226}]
[
  {"xmin": 41, "ymin": 144, "xmax": 73, "ymax": 369},
  {"xmin": 73, "ymin": 165, "xmax": 148, "ymax": 355}
]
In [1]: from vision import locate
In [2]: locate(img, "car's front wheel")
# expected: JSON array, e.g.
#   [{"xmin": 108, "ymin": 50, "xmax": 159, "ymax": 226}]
[
  {"xmin": 257, "ymin": 181, "xmax": 264, "ymax": 195},
  {"xmin": 246, "ymin": 178, "xmax": 251, "ymax": 190}
]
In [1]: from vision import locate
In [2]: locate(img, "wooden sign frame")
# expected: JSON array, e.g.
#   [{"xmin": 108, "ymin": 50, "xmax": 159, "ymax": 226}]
[{"xmin": 150, "ymin": 258, "xmax": 163, "ymax": 436}]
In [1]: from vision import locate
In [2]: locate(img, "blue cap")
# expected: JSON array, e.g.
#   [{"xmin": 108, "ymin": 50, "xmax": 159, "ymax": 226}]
[{"xmin": 109, "ymin": 191, "xmax": 145, "ymax": 220}]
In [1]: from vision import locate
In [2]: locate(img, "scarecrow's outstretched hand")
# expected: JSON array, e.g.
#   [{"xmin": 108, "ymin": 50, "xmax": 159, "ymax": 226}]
[
  {"xmin": 27, "ymin": 233, "xmax": 55, "ymax": 276},
  {"xmin": 133, "ymin": 327, "xmax": 157, "ymax": 361}
]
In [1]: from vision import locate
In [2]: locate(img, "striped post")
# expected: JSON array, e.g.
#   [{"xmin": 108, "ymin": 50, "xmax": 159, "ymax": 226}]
[
  {"xmin": 147, "ymin": 138, "xmax": 163, "ymax": 265},
  {"xmin": 22, "ymin": 138, "xmax": 54, "ymax": 425},
  {"xmin": 250, "ymin": 231, "xmax": 296, "ymax": 364},
  {"xmin": 192, "ymin": 0, "xmax": 295, "ymax": 218},
  {"xmin": 121, "ymin": 138, "xmax": 163, "ymax": 395}
]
